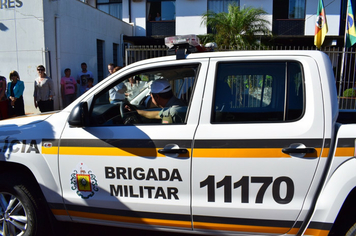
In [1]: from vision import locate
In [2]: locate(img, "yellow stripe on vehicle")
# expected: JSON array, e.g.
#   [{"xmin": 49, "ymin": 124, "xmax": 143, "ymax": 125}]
[
  {"xmin": 334, "ymin": 147, "xmax": 354, "ymax": 157},
  {"xmin": 42, "ymin": 146, "xmax": 337, "ymax": 158},
  {"xmin": 303, "ymin": 228, "xmax": 330, "ymax": 236},
  {"xmin": 192, "ymin": 148, "xmax": 325, "ymax": 158},
  {"xmin": 43, "ymin": 147, "xmax": 171, "ymax": 157},
  {"xmin": 43, "ymin": 143, "xmax": 356, "ymax": 159}
]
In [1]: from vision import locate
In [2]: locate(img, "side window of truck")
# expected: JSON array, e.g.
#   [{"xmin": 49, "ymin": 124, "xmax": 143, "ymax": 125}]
[
  {"xmin": 89, "ymin": 65, "xmax": 199, "ymax": 126},
  {"xmin": 212, "ymin": 61, "xmax": 304, "ymax": 123}
]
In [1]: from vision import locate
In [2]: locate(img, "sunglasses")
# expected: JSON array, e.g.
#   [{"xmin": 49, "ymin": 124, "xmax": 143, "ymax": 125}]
[{"xmin": 37, "ymin": 68, "xmax": 45, "ymax": 71}]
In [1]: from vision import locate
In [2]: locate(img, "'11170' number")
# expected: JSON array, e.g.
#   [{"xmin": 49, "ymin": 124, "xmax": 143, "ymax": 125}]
[{"xmin": 200, "ymin": 176, "xmax": 294, "ymax": 204}]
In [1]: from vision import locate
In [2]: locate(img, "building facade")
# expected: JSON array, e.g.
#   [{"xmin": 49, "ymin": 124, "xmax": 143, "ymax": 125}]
[
  {"xmin": 0, "ymin": 0, "xmax": 132, "ymax": 114},
  {"xmin": 118, "ymin": 0, "xmax": 344, "ymax": 46},
  {"xmin": 0, "ymin": 0, "xmax": 352, "ymax": 114}
]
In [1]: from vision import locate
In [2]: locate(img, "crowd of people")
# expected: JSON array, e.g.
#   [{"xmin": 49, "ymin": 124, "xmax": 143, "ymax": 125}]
[
  {"xmin": 0, "ymin": 62, "xmax": 146, "ymax": 120},
  {"xmin": 0, "ymin": 62, "xmax": 93, "ymax": 120}
]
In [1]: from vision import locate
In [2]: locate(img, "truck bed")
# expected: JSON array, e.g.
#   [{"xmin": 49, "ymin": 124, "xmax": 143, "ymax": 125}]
[{"xmin": 337, "ymin": 110, "xmax": 356, "ymax": 124}]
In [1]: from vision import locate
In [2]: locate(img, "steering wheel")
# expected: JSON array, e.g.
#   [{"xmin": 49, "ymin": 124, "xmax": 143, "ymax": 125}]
[
  {"xmin": 123, "ymin": 111, "xmax": 142, "ymax": 125},
  {"xmin": 119, "ymin": 101, "xmax": 129, "ymax": 119},
  {"xmin": 119, "ymin": 101, "xmax": 142, "ymax": 124}
]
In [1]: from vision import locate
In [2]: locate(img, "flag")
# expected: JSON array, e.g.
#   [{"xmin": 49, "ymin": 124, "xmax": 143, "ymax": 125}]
[
  {"xmin": 314, "ymin": 0, "xmax": 328, "ymax": 49},
  {"xmin": 346, "ymin": 0, "xmax": 356, "ymax": 47}
]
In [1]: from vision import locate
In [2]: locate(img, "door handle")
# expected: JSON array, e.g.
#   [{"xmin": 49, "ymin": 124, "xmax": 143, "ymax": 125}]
[
  {"xmin": 158, "ymin": 148, "xmax": 188, "ymax": 154},
  {"xmin": 282, "ymin": 147, "xmax": 316, "ymax": 154}
]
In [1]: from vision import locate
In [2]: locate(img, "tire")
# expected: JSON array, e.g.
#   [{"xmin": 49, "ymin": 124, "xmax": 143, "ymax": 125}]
[
  {"xmin": 0, "ymin": 173, "xmax": 48, "ymax": 236},
  {"xmin": 346, "ymin": 222, "xmax": 356, "ymax": 236}
]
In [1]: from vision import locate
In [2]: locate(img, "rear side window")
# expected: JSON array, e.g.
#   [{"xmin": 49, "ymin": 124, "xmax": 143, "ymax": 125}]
[{"xmin": 212, "ymin": 61, "xmax": 304, "ymax": 123}]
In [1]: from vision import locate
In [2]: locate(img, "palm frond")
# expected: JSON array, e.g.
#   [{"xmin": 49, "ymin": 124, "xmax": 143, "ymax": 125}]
[{"xmin": 201, "ymin": 4, "xmax": 272, "ymax": 47}]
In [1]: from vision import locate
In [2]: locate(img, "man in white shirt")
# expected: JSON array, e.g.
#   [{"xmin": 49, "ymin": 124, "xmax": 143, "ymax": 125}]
[{"xmin": 109, "ymin": 83, "xmax": 126, "ymax": 104}]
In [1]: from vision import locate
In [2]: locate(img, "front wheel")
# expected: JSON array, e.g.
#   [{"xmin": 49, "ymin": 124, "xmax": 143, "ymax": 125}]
[{"xmin": 0, "ymin": 174, "xmax": 48, "ymax": 236}]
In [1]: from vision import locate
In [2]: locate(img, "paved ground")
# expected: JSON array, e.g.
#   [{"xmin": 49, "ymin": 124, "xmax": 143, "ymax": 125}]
[{"xmin": 62, "ymin": 222, "xmax": 199, "ymax": 236}]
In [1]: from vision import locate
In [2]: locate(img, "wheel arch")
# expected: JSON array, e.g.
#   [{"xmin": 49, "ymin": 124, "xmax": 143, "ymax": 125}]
[
  {"xmin": 329, "ymin": 186, "xmax": 356, "ymax": 235},
  {"xmin": 0, "ymin": 162, "xmax": 63, "ymax": 236},
  {"xmin": 0, "ymin": 162, "xmax": 48, "ymax": 201},
  {"xmin": 310, "ymin": 158, "xmax": 356, "ymax": 232},
  {"xmin": 0, "ymin": 161, "xmax": 62, "ymax": 205}
]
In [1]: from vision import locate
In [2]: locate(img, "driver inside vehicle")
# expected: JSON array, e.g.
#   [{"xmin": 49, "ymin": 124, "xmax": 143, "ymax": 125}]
[{"xmin": 125, "ymin": 79, "xmax": 187, "ymax": 124}]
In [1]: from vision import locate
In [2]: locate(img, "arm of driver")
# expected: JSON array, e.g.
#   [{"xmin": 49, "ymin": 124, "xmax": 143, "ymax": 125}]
[{"xmin": 137, "ymin": 110, "xmax": 160, "ymax": 119}]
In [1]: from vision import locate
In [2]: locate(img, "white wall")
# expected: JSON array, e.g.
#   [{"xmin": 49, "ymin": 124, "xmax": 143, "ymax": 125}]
[
  {"xmin": 0, "ymin": 0, "xmax": 133, "ymax": 114},
  {"xmin": 131, "ymin": 1, "xmax": 147, "ymax": 36},
  {"xmin": 176, "ymin": 0, "xmax": 207, "ymax": 35},
  {"xmin": 241, "ymin": 0, "xmax": 273, "ymax": 31},
  {"xmin": 0, "ymin": 0, "xmax": 45, "ymax": 115},
  {"xmin": 122, "ymin": 0, "xmax": 131, "ymax": 24},
  {"xmin": 120, "ymin": 0, "xmax": 342, "ymax": 39},
  {"xmin": 124, "ymin": 0, "xmax": 274, "ymax": 37}
]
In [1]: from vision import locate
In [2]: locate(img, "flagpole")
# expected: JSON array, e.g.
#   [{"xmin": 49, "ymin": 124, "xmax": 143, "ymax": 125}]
[{"xmin": 339, "ymin": 0, "xmax": 350, "ymax": 101}]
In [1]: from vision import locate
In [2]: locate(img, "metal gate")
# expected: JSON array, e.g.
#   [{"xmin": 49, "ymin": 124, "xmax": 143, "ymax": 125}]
[
  {"xmin": 125, "ymin": 45, "xmax": 356, "ymax": 109},
  {"xmin": 125, "ymin": 45, "xmax": 167, "ymax": 66}
]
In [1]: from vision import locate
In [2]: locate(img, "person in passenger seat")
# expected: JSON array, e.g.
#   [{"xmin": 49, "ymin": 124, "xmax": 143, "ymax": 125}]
[{"xmin": 126, "ymin": 79, "xmax": 186, "ymax": 123}]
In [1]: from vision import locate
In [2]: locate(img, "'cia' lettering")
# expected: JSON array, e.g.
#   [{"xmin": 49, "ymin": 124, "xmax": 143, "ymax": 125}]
[{"xmin": 0, "ymin": 139, "xmax": 40, "ymax": 154}]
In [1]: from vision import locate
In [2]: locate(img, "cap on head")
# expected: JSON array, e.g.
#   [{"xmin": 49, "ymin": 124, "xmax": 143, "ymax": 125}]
[{"xmin": 150, "ymin": 79, "xmax": 171, "ymax": 94}]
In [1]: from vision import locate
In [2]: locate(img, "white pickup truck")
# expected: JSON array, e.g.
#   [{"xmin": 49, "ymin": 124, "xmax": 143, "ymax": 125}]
[{"xmin": 1, "ymin": 45, "xmax": 356, "ymax": 236}]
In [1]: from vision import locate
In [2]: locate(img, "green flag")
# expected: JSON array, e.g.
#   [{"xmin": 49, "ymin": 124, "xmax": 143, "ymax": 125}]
[{"xmin": 346, "ymin": 0, "xmax": 356, "ymax": 47}]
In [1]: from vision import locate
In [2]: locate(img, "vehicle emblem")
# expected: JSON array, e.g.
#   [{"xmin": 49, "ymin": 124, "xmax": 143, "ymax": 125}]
[{"xmin": 70, "ymin": 163, "xmax": 99, "ymax": 199}]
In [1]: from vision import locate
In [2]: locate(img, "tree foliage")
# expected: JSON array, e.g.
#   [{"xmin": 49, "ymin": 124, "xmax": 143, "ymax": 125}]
[{"xmin": 201, "ymin": 4, "xmax": 272, "ymax": 47}]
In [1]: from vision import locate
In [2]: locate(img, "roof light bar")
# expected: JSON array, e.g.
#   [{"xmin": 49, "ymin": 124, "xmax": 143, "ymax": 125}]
[
  {"xmin": 165, "ymin": 35, "xmax": 200, "ymax": 49},
  {"xmin": 165, "ymin": 35, "xmax": 216, "ymax": 59}
]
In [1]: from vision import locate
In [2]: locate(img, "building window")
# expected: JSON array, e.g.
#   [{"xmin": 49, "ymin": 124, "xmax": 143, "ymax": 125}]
[
  {"xmin": 97, "ymin": 39, "xmax": 105, "ymax": 83},
  {"xmin": 273, "ymin": 0, "xmax": 305, "ymax": 35},
  {"xmin": 274, "ymin": 0, "xmax": 305, "ymax": 20},
  {"xmin": 147, "ymin": 0, "xmax": 175, "ymax": 21},
  {"xmin": 288, "ymin": 0, "xmax": 306, "ymax": 19},
  {"xmin": 97, "ymin": 0, "xmax": 122, "ymax": 20},
  {"xmin": 208, "ymin": 0, "xmax": 239, "ymax": 13}
]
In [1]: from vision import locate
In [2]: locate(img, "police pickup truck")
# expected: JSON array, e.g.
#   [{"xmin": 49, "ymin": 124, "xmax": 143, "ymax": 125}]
[{"xmin": 1, "ymin": 36, "xmax": 356, "ymax": 236}]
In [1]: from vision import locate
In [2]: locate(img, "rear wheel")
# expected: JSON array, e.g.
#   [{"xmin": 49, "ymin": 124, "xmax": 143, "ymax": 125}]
[
  {"xmin": 346, "ymin": 223, "xmax": 356, "ymax": 236},
  {"xmin": 0, "ymin": 173, "xmax": 48, "ymax": 236}
]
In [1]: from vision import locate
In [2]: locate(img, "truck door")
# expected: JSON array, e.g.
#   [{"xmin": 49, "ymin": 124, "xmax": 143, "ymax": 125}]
[
  {"xmin": 192, "ymin": 56, "xmax": 325, "ymax": 235},
  {"xmin": 56, "ymin": 59, "xmax": 208, "ymax": 232}
]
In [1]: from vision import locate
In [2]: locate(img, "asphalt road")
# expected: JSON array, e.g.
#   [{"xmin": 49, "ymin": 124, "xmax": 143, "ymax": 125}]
[{"xmin": 62, "ymin": 222, "xmax": 200, "ymax": 236}]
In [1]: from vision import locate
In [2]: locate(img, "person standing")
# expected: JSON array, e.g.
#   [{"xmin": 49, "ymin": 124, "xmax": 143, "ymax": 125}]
[
  {"xmin": 85, "ymin": 77, "xmax": 94, "ymax": 92},
  {"xmin": 34, "ymin": 65, "xmax": 55, "ymax": 113},
  {"xmin": 77, "ymin": 62, "xmax": 93, "ymax": 95},
  {"xmin": 125, "ymin": 75, "xmax": 145, "ymax": 100},
  {"xmin": 61, "ymin": 68, "xmax": 77, "ymax": 108},
  {"xmin": 155, "ymin": 12, "xmax": 161, "ymax": 21},
  {"xmin": 7, "ymin": 71, "xmax": 25, "ymax": 117},
  {"xmin": 107, "ymin": 63, "xmax": 115, "ymax": 77},
  {"xmin": 0, "ymin": 75, "xmax": 8, "ymax": 120},
  {"xmin": 109, "ymin": 66, "xmax": 126, "ymax": 103}
]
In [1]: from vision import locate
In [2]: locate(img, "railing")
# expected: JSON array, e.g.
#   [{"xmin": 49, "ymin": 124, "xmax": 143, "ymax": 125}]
[
  {"xmin": 125, "ymin": 45, "xmax": 356, "ymax": 109},
  {"xmin": 125, "ymin": 45, "xmax": 168, "ymax": 66}
]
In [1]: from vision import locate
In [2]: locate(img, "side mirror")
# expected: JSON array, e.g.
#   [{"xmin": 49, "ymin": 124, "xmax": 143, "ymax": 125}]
[{"xmin": 68, "ymin": 102, "xmax": 89, "ymax": 127}]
